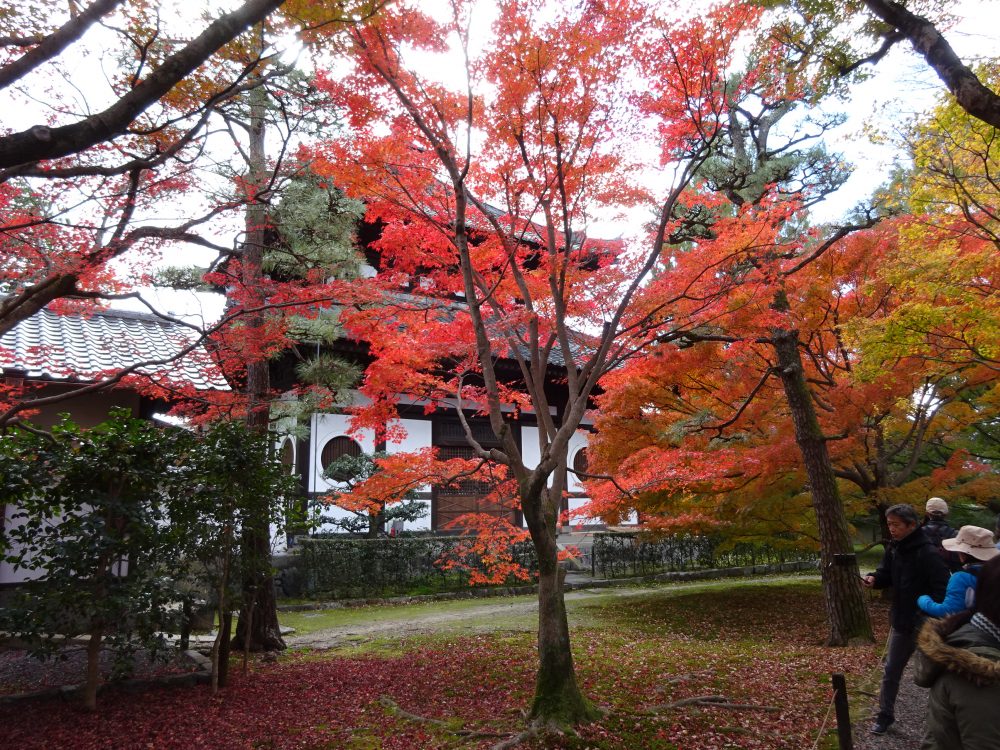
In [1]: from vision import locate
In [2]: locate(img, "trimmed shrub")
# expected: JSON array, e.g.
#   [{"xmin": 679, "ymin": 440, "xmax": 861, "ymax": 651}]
[{"xmin": 297, "ymin": 536, "xmax": 538, "ymax": 598}]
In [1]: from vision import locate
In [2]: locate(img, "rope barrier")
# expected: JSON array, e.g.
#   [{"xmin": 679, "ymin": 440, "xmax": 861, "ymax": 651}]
[
  {"xmin": 809, "ymin": 625, "xmax": 893, "ymax": 750},
  {"xmin": 809, "ymin": 690, "xmax": 838, "ymax": 750}
]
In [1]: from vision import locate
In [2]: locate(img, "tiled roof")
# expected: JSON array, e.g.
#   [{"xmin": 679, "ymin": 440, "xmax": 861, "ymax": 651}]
[{"xmin": 0, "ymin": 305, "xmax": 228, "ymax": 390}]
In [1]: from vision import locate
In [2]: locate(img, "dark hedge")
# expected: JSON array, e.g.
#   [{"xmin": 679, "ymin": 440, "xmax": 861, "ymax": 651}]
[{"xmin": 297, "ymin": 536, "xmax": 538, "ymax": 599}]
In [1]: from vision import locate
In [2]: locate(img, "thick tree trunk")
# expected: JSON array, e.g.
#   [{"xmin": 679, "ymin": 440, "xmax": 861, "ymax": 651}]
[
  {"xmin": 232, "ymin": 47, "xmax": 284, "ymax": 653},
  {"xmin": 523, "ymin": 483, "xmax": 600, "ymax": 728},
  {"xmin": 234, "ymin": 521, "xmax": 285, "ymax": 652},
  {"xmin": 773, "ymin": 328, "xmax": 874, "ymax": 645}
]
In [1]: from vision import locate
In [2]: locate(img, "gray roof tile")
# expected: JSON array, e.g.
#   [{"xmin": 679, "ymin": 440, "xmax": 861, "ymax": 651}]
[{"xmin": 0, "ymin": 306, "xmax": 227, "ymax": 390}]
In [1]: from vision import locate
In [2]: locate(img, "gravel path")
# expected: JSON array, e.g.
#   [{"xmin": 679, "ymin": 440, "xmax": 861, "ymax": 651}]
[{"xmin": 853, "ymin": 662, "xmax": 927, "ymax": 750}]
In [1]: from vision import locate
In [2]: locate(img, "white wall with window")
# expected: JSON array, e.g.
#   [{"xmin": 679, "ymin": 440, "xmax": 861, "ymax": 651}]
[
  {"xmin": 308, "ymin": 412, "xmax": 433, "ymax": 533},
  {"xmin": 519, "ymin": 425, "xmax": 611, "ymax": 528}
]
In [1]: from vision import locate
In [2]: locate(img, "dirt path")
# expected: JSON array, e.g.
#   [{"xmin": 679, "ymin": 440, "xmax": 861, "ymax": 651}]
[{"xmin": 284, "ymin": 576, "xmax": 798, "ymax": 650}]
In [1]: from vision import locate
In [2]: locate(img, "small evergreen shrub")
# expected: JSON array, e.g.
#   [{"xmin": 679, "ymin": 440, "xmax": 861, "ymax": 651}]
[{"xmin": 591, "ymin": 532, "xmax": 816, "ymax": 578}]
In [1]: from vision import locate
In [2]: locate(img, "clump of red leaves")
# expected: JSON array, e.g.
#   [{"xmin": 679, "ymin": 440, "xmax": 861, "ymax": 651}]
[{"xmin": 0, "ymin": 582, "xmax": 888, "ymax": 749}]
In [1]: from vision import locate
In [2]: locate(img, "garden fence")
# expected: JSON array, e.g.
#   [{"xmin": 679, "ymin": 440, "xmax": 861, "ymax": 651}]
[{"xmin": 590, "ymin": 532, "xmax": 817, "ymax": 579}]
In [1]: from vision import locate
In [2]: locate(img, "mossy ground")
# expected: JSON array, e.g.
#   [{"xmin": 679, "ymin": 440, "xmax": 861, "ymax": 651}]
[{"xmin": 1, "ymin": 576, "xmax": 889, "ymax": 750}]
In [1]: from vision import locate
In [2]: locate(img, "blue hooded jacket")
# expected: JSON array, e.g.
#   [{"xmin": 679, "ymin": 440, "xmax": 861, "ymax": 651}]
[{"xmin": 918, "ymin": 565, "xmax": 980, "ymax": 617}]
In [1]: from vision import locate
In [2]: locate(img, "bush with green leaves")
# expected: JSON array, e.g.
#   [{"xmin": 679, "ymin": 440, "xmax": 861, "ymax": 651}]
[
  {"xmin": 0, "ymin": 411, "xmax": 194, "ymax": 708},
  {"xmin": 298, "ymin": 535, "xmax": 538, "ymax": 599},
  {"xmin": 0, "ymin": 411, "xmax": 296, "ymax": 706},
  {"xmin": 591, "ymin": 532, "xmax": 817, "ymax": 579}
]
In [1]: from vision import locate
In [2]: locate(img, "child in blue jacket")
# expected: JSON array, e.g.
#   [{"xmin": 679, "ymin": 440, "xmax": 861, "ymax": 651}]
[{"xmin": 918, "ymin": 525, "xmax": 999, "ymax": 617}]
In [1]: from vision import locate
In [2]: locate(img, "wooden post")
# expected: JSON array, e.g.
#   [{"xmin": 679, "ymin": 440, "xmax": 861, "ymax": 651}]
[{"xmin": 832, "ymin": 673, "xmax": 853, "ymax": 750}]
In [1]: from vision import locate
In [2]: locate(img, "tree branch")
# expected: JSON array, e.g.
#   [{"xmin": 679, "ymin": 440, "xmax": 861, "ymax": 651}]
[
  {"xmin": 0, "ymin": 0, "xmax": 125, "ymax": 90},
  {"xmin": 0, "ymin": 0, "xmax": 286, "ymax": 169},
  {"xmin": 862, "ymin": 0, "xmax": 1000, "ymax": 129}
]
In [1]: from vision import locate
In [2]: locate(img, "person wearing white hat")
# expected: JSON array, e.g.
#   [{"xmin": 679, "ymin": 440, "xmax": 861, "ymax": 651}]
[
  {"xmin": 922, "ymin": 497, "xmax": 960, "ymax": 572},
  {"xmin": 918, "ymin": 525, "xmax": 1000, "ymax": 618}
]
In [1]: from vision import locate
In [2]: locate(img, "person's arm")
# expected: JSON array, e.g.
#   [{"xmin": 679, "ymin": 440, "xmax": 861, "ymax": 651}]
[{"xmin": 918, "ymin": 572, "xmax": 972, "ymax": 617}]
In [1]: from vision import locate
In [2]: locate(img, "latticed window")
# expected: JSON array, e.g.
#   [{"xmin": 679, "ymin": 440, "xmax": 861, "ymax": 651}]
[
  {"xmin": 572, "ymin": 447, "xmax": 588, "ymax": 478},
  {"xmin": 279, "ymin": 438, "xmax": 295, "ymax": 472},
  {"xmin": 437, "ymin": 420, "xmax": 501, "ymax": 447},
  {"xmin": 432, "ymin": 443, "xmax": 517, "ymax": 529},
  {"xmin": 436, "ymin": 446, "xmax": 494, "ymax": 496},
  {"xmin": 320, "ymin": 436, "xmax": 362, "ymax": 479}
]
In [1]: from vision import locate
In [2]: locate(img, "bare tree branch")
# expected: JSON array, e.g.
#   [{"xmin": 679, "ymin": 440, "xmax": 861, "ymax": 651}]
[{"xmin": 0, "ymin": 0, "xmax": 286, "ymax": 169}]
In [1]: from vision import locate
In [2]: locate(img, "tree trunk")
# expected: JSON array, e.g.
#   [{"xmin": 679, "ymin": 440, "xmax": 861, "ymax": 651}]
[
  {"xmin": 232, "ymin": 28, "xmax": 285, "ymax": 653},
  {"xmin": 82, "ymin": 623, "xmax": 102, "ymax": 711},
  {"xmin": 234, "ymin": 524, "xmax": 285, "ymax": 651},
  {"xmin": 522, "ymin": 483, "xmax": 600, "ymax": 728},
  {"xmin": 217, "ymin": 610, "xmax": 233, "ymax": 689},
  {"xmin": 772, "ymin": 328, "xmax": 874, "ymax": 645}
]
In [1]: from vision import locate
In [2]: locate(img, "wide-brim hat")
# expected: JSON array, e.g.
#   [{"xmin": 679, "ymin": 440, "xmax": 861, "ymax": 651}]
[{"xmin": 943, "ymin": 525, "xmax": 1000, "ymax": 561}]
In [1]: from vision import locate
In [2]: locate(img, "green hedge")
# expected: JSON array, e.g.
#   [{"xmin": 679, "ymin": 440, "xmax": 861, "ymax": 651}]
[
  {"xmin": 591, "ymin": 532, "xmax": 816, "ymax": 579},
  {"xmin": 297, "ymin": 536, "xmax": 539, "ymax": 599}
]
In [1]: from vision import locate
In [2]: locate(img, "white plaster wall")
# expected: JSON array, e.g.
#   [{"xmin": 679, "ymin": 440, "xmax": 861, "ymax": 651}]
[
  {"xmin": 0, "ymin": 503, "xmax": 44, "ymax": 585},
  {"xmin": 308, "ymin": 413, "xmax": 436, "ymax": 533},
  {"xmin": 387, "ymin": 418, "xmax": 432, "ymax": 455},
  {"xmin": 269, "ymin": 428, "xmax": 300, "ymax": 553},
  {"xmin": 310, "ymin": 413, "xmax": 377, "ymax": 494},
  {"xmin": 385, "ymin": 417, "xmax": 433, "ymax": 531},
  {"xmin": 566, "ymin": 432, "xmax": 589, "ymax": 494},
  {"xmin": 1, "ymin": 505, "xmax": 131, "ymax": 585},
  {"xmin": 308, "ymin": 413, "xmax": 375, "ymax": 533},
  {"xmin": 566, "ymin": 432, "xmax": 593, "ymax": 527},
  {"xmin": 519, "ymin": 426, "xmax": 605, "ymax": 527},
  {"xmin": 521, "ymin": 425, "xmax": 542, "ymax": 472}
]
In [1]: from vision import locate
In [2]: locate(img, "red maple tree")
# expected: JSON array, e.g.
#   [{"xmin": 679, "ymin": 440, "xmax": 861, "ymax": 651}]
[{"xmin": 302, "ymin": 0, "xmax": 781, "ymax": 728}]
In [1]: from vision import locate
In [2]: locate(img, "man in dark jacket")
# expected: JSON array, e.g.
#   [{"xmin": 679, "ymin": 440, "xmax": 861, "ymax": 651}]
[{"xmin": 863, "ymin": 503, "xmax": 950, "ymax": 735}]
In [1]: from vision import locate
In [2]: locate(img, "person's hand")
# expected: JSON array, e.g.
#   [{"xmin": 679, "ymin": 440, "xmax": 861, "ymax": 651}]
[{"xmin": 861, "ymin": 575, "xmax": 875, "ymax": 588}]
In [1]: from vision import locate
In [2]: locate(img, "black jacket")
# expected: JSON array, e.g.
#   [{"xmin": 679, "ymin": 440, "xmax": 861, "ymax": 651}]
[
  {"xmin": 922, "ymin": 517, "xmax": 957, "ymax": 547},
  {"xmin": 922, "ymin": 517, "xmax": 962, "ymax": 571},
  {"xmin": 870, "ymin": 527, "xmax": 950, "ymax": 633}
]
